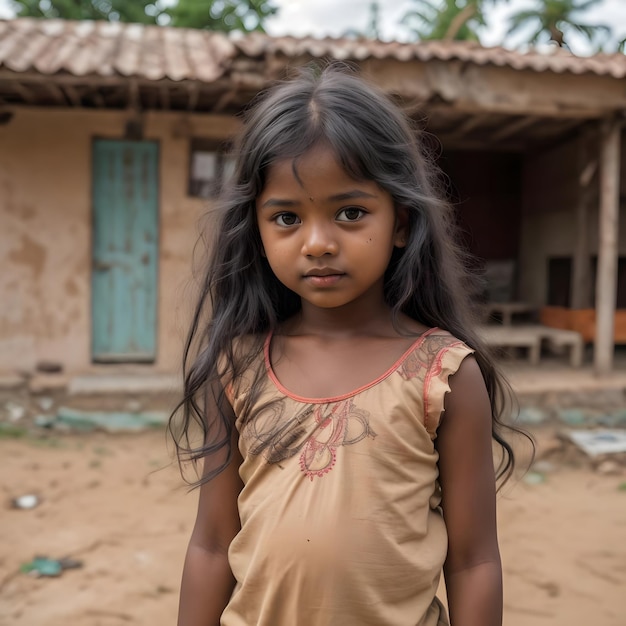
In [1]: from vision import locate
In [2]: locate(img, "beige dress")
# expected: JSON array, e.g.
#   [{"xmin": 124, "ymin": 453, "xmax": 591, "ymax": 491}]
[{"xmin": 222, "ymin": 328, "xmax": 474, "ymax": 626}]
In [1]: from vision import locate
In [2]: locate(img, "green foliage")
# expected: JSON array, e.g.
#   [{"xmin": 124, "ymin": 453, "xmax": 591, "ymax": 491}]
[
  {"xmin": 506, "ymin": 0, "xmax": 610, "ymax": 48},
  {"xmin": 402, "ymin": 0, "xmax": 508, "ymax": 42},
  {"xmin": 11, "ymin": 0, "xmax": 159, "ymax": 22},
  {"xmin": 9, "ymin": 0, "xmax": 278, "ymax": 32},
  {"xmin": 165, "ymin": 0, "xmax": 276, "ymax": 32}
]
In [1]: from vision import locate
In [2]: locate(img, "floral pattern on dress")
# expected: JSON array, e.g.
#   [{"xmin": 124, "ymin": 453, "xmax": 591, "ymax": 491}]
[
  {"xmin": 243, "ymin": 398, "xmax": 376, "ymax": 480},
  {"xmin": 299, "ymin": 400, "xmax": 376, "ymax": 480}
]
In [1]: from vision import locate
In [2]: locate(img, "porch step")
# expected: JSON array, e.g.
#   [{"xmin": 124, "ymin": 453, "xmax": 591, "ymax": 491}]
[{"xmin": 68, "ymin": 374, "xmax": 180, "ymax": 395}]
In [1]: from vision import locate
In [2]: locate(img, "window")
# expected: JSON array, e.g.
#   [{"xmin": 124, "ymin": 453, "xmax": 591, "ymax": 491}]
[
  {"xmin": 548, "ymin": 256, "xmax": 626, "ymax": 308},
  {"xmin": 188, "ymin": 139, "xmax": 235, "ymax": 198}
]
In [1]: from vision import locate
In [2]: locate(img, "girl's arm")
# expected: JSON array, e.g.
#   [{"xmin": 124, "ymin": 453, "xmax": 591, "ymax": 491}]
[
  {"xmin": 436, "ymin": 356, "xmax": 503, "ymax": 626},
  {"xmin": 178, "ymin": 395, "xmax": 243, "ymax": 626}
]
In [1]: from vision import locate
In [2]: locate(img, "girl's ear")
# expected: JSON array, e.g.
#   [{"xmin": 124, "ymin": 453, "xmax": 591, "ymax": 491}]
[{"xmin": 394, "ymin": 206, "xmax": 409, "ymax": 248}]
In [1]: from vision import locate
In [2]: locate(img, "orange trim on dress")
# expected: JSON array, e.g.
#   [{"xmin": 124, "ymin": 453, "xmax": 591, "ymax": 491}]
[
  {"xmin": 423, "ymin": 341, "xmax": 464, "ymax": 434},
  {"xmin": 264, "ymin": 327, "xmax": 441, "ymax": 404}
]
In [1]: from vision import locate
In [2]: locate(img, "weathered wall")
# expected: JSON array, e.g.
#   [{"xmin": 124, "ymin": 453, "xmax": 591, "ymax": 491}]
[
  {"xmin": 441, "ymin": 151, "xmax": 522, "ymax": 261},
  {"xmin": 519, "ymin": 131, "xmax": 626, "ymax": 306},
  {"xmin": 0, "ymin": 107, "xmax": 238, "ymax": 374}
]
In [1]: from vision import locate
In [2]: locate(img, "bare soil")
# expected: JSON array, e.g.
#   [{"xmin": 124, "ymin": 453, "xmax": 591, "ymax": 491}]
[{"xmin": 1, "ymin": 427, "xmax": 625, "ymax": 626}]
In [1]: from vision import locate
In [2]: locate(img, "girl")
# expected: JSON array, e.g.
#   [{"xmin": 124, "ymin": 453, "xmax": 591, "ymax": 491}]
[{"xmin": 171, "ymin": 65, "xmax": 524, "ymax": 626}]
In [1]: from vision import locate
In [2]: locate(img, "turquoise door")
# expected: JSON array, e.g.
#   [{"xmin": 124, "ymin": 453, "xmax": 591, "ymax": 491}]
[{"xmin": 91, "ymin": 140, "xmax": 159, "ymax": 362}]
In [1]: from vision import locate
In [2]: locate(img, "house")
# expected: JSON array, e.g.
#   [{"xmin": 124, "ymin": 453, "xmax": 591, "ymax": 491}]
[{"xmin": 1, "ymin": 18, "xmax": 625, "ymax": 387}]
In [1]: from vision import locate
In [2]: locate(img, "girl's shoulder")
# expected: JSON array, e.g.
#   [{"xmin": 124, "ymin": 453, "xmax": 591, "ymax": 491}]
[
  {"xmin": 401, "ymin": 326, "xmax": 474, "ymax": 372},
  {"xmin": 396, "ymin": 315, "xmax": 471, "ymax": 354},
  {"xmin": 218, "ymin": 333, "xmax": 265, "ymax": 382}
]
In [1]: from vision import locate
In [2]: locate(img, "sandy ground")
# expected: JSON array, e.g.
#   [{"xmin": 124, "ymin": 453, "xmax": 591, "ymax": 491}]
[{"xmin": 1, "ymin": 427, "xmax": 625, "ymax": 626}]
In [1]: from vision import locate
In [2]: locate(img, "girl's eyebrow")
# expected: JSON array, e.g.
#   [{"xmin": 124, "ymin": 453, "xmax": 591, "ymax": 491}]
[
  {"xmin": 261, "ymin": 190, "xmax": 377, "ymax": 210},
  {"xmin": 260, "ymin": 198, "xmax": 299, "ymax": 210},
  {"xmin": 328, "ymin": 190, "xmax": 377, "ymax": 202}
]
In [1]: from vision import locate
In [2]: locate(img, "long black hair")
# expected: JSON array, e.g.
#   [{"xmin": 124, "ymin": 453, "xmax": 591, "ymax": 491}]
[{"xmin": 169, "ymin": 64, "xmax": 529, "ymax": 486}]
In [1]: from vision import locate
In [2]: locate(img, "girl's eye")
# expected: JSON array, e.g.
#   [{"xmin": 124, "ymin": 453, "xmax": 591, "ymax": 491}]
[
  {"xmin": 275, "ymin": 213, "xmax": 300, "ymax": 226},
  {"xmin": 336, "ymin": 207, "xmax": 365, "ymax": 222}
]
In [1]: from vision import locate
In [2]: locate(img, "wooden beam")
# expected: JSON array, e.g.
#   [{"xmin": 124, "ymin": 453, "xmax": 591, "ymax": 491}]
[
  {"xmin": 186, "ymin": 82, "xmax": 199, "ymax": 111},
  {"xmin": 529, "ymin": 118, "xmax": 584, "ymax": 138},
  {"xmin": 427, "ymin": 101, "xmax": 605, "ymax": 120},
  {"xmin": 12, "ymin": 82, "xmax": 37, "ymax": 103},
  {"xmin": 490, "ymin": 116, "xmax": 539, "ymax": 141},
  {"xmin": 436, "ymin": 136, "xmax": 526, "ymax": 152},
  {"xmin": 127, "ymin": 79, "xmax": 140, "ymax": 111},
  {"xmin": 45, "ymin": 82, "xmax": 67, "ymax": 105},
  {"xmin": 91, "ymin": 90, "xmax": 105, "ymax": 108},
  {"xmin": 445, "ymin": 114, "xmax": 489, "ymax": 137},
  {"xmin": 571, "ymin": 132, "xmax": 596, "ymax": 309},
  {"xmin": 594, "ymin": 117, "xmax": 622, "ymax": 375},
  {"xmin": 213, "ymin": 89, "xmax": 237, "ymax": 113},
  {"xmin": 62, "ymin": 84, "xmax": 82, "ymax": 107},
  {"xmin": 159, "ymin": 85, "xmax": 170, "ymax": 110}
]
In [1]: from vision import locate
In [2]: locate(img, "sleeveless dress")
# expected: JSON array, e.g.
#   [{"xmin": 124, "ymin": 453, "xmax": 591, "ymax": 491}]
[{"xmin": 222, "ymin": 328, "xmax": 474, "ymax": 626}]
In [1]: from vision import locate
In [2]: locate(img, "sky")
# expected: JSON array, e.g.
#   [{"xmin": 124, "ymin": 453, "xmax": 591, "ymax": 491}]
[{"xmin": 0, "ymin": 0, "xmax": 624, "ymax": 55}]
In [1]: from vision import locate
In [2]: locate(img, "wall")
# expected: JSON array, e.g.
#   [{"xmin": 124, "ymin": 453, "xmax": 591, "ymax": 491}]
[
  {"xmin": 440, "ymin": 151, "xmax": 522, "ymax": 261},
  {"xmin": 0, "ymin": 107, "xmax": 239, "ymax": 374},
  {"xmin": 518, "ymin": 132, "xmax": 626, "ymax": 307}
]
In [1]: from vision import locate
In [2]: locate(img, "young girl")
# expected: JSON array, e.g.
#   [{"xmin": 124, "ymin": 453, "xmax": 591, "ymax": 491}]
[{"xmin": 171, "ymin": 65, "xmax": 523, "ymax": 626}]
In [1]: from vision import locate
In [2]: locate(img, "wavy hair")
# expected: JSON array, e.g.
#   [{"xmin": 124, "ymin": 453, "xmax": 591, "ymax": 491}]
[{"xmin": 168, "ymin": 64, "xmax": 530, "ymax": 486}]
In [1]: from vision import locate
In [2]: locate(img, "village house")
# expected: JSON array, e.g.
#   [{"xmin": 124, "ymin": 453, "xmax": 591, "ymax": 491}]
[{"xmin": 1, "ymin": 18, "xmax": 625, "ymax": 402}]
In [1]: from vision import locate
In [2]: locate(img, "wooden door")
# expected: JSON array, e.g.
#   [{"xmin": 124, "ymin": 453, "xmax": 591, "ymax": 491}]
[{"xmin": 91, "ymin": 140, "xmax": 159, "ymax": 362}]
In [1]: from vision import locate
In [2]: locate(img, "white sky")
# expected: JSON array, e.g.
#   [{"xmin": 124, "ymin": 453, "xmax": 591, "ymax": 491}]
[{"xmin": 0, "ymin": 0, "xmax": 624, "ymax": 55}]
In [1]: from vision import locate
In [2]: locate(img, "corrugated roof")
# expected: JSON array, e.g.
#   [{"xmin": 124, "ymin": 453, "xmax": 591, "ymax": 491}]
[{"xmin": 1, "ymin": 18, "xmax": 626, "ymax": 82}]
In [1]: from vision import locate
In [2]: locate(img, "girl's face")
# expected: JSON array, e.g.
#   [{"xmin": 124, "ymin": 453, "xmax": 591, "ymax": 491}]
[{"xmin": 255, "ymin": 143, "xmax": 406, "ymax": 313}]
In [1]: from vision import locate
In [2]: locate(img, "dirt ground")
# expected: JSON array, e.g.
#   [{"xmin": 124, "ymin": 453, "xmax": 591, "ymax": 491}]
[{"xmin": 1, "ymin": 426, "xmax": 625, "ymax": 626}]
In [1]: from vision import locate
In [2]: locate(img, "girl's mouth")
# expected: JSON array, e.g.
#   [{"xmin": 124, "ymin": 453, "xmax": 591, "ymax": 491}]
[{"xmin": 303, "ymin": 271, "xmax": 345, "ymax": 287}]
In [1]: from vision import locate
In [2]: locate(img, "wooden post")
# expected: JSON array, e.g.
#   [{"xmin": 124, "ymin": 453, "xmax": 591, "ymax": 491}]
[
  {"xmin": 594, "ymin": 118, "xmax": 622, "ymax": 375},
  {"xmin": 571, "ymin": 133, "xmax": 595, "ymax": 309}
]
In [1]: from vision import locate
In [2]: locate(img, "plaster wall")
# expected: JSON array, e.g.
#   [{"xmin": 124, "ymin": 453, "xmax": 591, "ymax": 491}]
[
  {"xmin": 519, "ymin": 133, "xmax": 626, "ymax": 306},
  {"xmin": 0, "ymin": 107, "xmax": 238, "ymax": 374}
]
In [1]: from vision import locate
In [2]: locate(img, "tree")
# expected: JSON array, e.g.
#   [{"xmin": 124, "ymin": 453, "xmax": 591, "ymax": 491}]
[
  {"xmin": 9, "ymin": 0, "xmax": 278, "ymax": 32},
  {"xmin": 165, "ymin": 0, "xmax": 276, "ymax": 32},
  {"xmin": 402, "ymin": 0, "xmax": 508, "ymax": 42},
  {"xmin": 506, "ymin": 0, "xmax": 610, "ymax": 48},
  {"xmin": 10, "ymin": 0, "xmax": 155, "ymax": 22},
  {"xmin": 341, "ymin": 2, "xmax": 382, "ymax": 40}
]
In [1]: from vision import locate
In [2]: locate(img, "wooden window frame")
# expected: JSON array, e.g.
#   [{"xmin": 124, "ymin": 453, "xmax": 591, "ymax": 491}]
[{"xmin": 188, "ymin": 138, "xmax": 234, "ymax": 199}]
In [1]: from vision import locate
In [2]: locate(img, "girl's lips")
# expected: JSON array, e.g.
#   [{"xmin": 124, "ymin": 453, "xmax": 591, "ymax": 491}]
[{"xmin": 304, "ymin": 273, "xmax": 344, "ymax": 287}]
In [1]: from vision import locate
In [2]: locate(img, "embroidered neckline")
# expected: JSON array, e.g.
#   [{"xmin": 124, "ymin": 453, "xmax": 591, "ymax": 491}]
[{"xmin": 264, "ymin": 327, "xmax": 441, "ymax": 404}]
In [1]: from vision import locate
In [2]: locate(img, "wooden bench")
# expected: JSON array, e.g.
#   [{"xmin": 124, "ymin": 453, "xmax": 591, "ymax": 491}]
[
  {"xmin": 539, "ymin": 327, "xmax": 584, "ymax": 368},
  {"xmin": 478, "ymin": 325, "xmax": 542, "ymax": 365},
  {"xmin": 477, "ymin": 324, "xmax": 584, "ymax": 367}
]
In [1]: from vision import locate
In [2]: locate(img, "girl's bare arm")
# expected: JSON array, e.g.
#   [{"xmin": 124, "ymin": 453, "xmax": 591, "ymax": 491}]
[
  {"xmin": 178, "ymin": 399, "xmax": 243, "ymax": 626},
  {"xmin": 437, "ymin": 356, "xmax": 503, "ymax": 626}
]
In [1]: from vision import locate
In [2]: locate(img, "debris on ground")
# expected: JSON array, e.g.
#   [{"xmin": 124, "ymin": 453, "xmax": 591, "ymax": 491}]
[
  {"xmin": 567, "ymin": 430, "xmax": 626, "ymax": 457},
  {"xmin": 20, "ymin": 556, "xmax": 83, "ymax": 578},
  {"xmin": 39, "ymin": 407, "xmax": 169, "ymax": 433},
  {"xmin": 532, "ymin": 429, "xmax": 626, "ymax": 474},
  {"xmin": 10, "ymin": 494, "xmax": 40, "ymax": 510}
]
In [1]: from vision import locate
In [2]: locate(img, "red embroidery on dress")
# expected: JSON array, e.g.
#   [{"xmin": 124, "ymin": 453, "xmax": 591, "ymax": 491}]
[
  {"xmin": 242, "ymin": 397, "xmax": 375, "ymax": 479},
  {"xmin": 397, "ymin": 350, "xmax": 428, "ymax": 381},
  {"xmin": 299, "ymin": 400, "xmax": 376, "ymax": 481},
  {"xmin": 423, "ymin": 341, "xmax": 463, "ymax": 432}
]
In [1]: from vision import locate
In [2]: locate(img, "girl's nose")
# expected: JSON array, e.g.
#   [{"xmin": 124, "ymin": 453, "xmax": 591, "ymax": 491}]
[{"xmin": 301, "ymin": 222, "xmax": 338, "ymax": 257}]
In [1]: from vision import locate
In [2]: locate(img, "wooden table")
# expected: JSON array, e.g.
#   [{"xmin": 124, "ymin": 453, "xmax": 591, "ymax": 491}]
[{"xmin": 484, "ymin": 301, "xmax": 536, "ymax": 326}]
